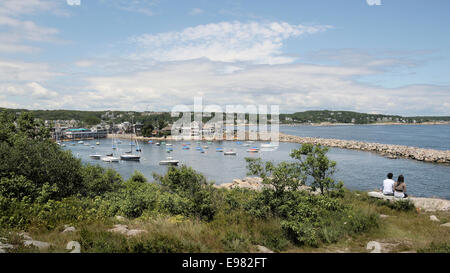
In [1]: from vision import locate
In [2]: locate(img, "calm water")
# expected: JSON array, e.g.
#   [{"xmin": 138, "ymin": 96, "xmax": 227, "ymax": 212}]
[
  {"xmin": 280, "ymin": 124, "xmax": 450, "ymax": 150},
  {"xmin": 64, "ymin": 138, "xmax": 450, "ymax": 199}
]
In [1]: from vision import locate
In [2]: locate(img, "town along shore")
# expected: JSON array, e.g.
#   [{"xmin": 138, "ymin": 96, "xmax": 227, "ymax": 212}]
[{"xmin": 108, "ymin": 132, "xmax": 450, "ymax": 165}]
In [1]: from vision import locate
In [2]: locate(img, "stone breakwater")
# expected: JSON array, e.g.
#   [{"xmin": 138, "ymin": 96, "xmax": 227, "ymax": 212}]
[
  {"xmin": 108, "ymin": 133, "xmax": 450, "ymax": 164},
  {"xmin": 278, "ymin": 133, "xmax": 450, "ymax": 164}
]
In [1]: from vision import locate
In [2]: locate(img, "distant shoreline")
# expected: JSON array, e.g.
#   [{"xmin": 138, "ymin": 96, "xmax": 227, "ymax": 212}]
[
  {"xmin": 280, "ymin": 121, "xmax": 450, "ymax": 127},
  {"xmin": 107, "ymin": 131, "xmax": 450, "ymax": 165}
]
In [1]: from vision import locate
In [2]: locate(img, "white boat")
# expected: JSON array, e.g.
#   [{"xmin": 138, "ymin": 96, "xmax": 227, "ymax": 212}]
[
  {"xmin": 166, "ymin": 143, "xmax": 172, "ymax": 146},
  {"xmin": 224, "ymin": 150, "xmax": 237, "ymax": 155},
  {"xmin": 89, "ymin": 154, "xmax": 102, "ymax": 159},
  {"xmin": 101, "ymin": 156, "xmax": 120, "ymax": 163},
  {"xmin": 261, "ymin": 143, "xmax": 276, "ymax": 148},
  {"xmin": 120, "ymin": 154, "xmax": 141, "ymax": 161},
  {"xmin": 159, "ymin": 157, "xmax": 179, "ymax": 166},
  {"xmin": 96, "ymin": 142, "xmax": 100, "ymax": 145},
  {"xmin": 78, "ymin": 141, "xmax": 84, "ymax": 144},
  {"xmin": 61, "ymin": 143, "xmax": 66, "ymax": 147}
]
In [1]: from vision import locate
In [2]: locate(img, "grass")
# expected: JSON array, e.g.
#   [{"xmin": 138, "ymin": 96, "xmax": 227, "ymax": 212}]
[{"xmin": 1, "ymin": 190, "xmax": 449, "ymax": 253}]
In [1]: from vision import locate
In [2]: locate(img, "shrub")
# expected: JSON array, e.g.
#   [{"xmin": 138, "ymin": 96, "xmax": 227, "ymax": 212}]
[
  {"xmin": 418, "ymin": 242, "xmax": 450, "ymax": 253},
  {"xmin": 80, "ymin": 228, "xmax": 129, "ymax": 253},
  {"xmin": 81, "ymin": 165, "xmax": 123, "ymax": 197}
]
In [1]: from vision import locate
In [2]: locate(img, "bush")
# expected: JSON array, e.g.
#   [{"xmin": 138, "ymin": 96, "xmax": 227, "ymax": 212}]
[
  {"xmin": 80, "ymin": 229, "xmax": 129, "ymax": 253},
  {"xmin": 81, "ymin": 165, "xmax": 123, "ymax": 197},
  {"xmin": 0, "ymin": 175, "xmax": 38, "ymax": 200},
  {"xmin": 418, "ymin": 242, "xmax": 450, "ymax": 253},
  {"xmin": 154, "ymin": 166, "xmax": 217, "ymax": 221}
]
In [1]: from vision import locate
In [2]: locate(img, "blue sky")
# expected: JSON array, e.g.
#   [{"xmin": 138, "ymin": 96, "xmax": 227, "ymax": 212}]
[{"xmin": 0, "ymin": 0, "xmax": 449, "ymax": 115}]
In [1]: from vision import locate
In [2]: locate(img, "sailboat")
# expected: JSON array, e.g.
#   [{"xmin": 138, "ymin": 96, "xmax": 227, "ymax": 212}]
[{"xmin": 121, "ymin": 123, "xmax": 141, "ymax": 161}]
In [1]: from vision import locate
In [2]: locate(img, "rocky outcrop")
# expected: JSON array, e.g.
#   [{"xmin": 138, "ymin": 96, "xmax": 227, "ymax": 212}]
[
  {"xmin": 216, "ymin": 177, "xmax": 322, "ymax": 195},
  {"xmin": 216, "ymin": 177, "xmax": 266, "ymax": 191},
  {"xmin": 367, "ymin": 191, "xmax": 450, "ymax": 212},
  {"xmin": 108, "ymin": 224, "xmax": 147, "ymax": 236},
  {"xmin": 279, "ymin": 133, "xmax": 450, "ymax": 164}
]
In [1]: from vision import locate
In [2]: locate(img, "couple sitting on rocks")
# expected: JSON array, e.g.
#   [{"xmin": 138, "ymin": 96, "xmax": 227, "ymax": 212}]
[{"xmin": 382, "ymin": 173, "xmax": 408, "ymax": 198}]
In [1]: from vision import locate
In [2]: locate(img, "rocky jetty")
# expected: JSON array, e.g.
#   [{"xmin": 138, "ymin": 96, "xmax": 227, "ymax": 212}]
[
  {"xmin": 109, "ymin": 132, "xmax": 449, "ymax": 164},
  {"xmin": 279, "ymin": 133, "xmax": 450, "ymax": 164}
]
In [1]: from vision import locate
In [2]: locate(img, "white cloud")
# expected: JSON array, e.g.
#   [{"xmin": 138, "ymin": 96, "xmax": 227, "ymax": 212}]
[
  {"xmin": 0, "ymin": 59, "xmax": 59, "ymax": 82},
  {"xmin": 66, "ymin": 0, "xmax": 81, "ymax": 6},
  {"xmin": 75, "ymin": 60, "xmax": 95, "ymax": 67},
  {"xmin": 0, "ymin": 0, "xmax": 62, "ymax": 53},
  {"xmin": 27, "ymin": 82, "xmax": 58, "ymax": 99},
  {"xmin": 189, "ymin": 8, "xmax": 204, "ymax": 16},
  {"xmin": 366, "ymin": 0, "xmax": 382, "ymax": 6},
  {"xmin": 129, "ymin": 21, "xmax": 332, "ymax": 64},
  {"xmin": 70, "ymin": 59, "xmax": 449, "ymax": 115}
]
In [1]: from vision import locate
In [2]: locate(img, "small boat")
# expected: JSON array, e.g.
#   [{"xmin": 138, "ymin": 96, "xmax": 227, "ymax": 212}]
[
  {"xmin": 195, "ymin": 146, "xmax": 202, "ymax": 150},
  {"xmin": 224, "ymin": 150, "xmax": 237, "ymax": 155},
  {"xmin": 106, "ymin": 153, "xmax": 113, "ymax": 156},
  {"xmin": 182, "ymin": 146, "xmax": 190, "ymax": 150},
  {"xmin": 96, "ymin": 142, "xmax": 100, "ymax": 145},
  {"xmin": 84, "ymin": 143, "xmax": 89, "ymax": 146},
  {"xmin": 120, "ymin": 154, "xmax": 141, "ymax": 161},
  {"xmin": 236, "ymin": 141, "xmax": 242, "ymax": 145},
  {"xmin": 161, "ymin": 141, "xmax": 166, "ymax": 145},
  {"xmin": 166, "ymin": 143, "xmax": 172, "ymax": 146},
  {"xmin": 261, "ymin": 143, "xmax": 276, "ymax": 148},
  {"xmin": 90, "ymin": 146, "xmax": 95, "ymax": 149},
  {"xmin": 89, "ymin": 154, "xmax": 102, "ymax": 159},
  {"xmin": 159, "ymin": 157, "xmax": 179, "ymax": 166},
  {"xmin": 216, "ymin": 148, "xmax": 224, "ymax": 152},
  {"xmin": 71, "ymin": 143, "xmax": 76, "ymax": 146},
  {"xmin": 124, "ymin": 151, "xmax": 132, "ymax": 154},
  {"xmin": 78, "ymin": 141, "xmax": 84, "ymax": 144},
  {"xmin": 203, "ymin": 145, "xmax": 209, "ymax": 149},
  {"xmin": 101, "ymin": 156, "xmax": 120, "ymax": 163},
  {"xmin": 155, "ymin": 142, "xmax": 161, "ymax": 146},
  {"xmin": 61, "ymin": 144, "xmax": 66, "ymax": 147},
  {"xmin": 148, "ymin": 140, "xmax": 153, "ymax": 144}
]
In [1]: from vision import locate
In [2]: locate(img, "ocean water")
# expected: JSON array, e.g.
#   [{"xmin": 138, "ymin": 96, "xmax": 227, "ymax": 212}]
[
  {"xmin": 64, "ymin": 137, "xmax": 450, "ymax": 199},
  {"xmin": 280, "ymin": 124, "xmax": 450, "ymax": 150}
]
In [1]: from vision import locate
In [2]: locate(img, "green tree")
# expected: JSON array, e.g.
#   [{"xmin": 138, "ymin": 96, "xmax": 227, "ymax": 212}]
[{"xmin": 290, "ymin": 144, "xmax": 343, "ymax": 195}]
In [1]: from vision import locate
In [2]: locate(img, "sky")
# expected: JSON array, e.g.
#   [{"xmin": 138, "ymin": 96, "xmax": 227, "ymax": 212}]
[{"xmin": 0, "ymin": 0, "xmax": 449, "ymax": 115}]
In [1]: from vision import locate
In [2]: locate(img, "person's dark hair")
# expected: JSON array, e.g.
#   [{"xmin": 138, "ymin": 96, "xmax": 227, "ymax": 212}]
[
  {"xmin": 387, "ymin": 173, "xmax": 393, "ymax": 179},
  {"xmin": 397, "ymin": 175, "xmax": 404, "ymax": 183}
]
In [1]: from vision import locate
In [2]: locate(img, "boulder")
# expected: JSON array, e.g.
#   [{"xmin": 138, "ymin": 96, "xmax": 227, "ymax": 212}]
[
  {"xmin": 23, "ymin": 240, "xmax": 50, "ymax": 250},
  {"xmin": 62, "ymin": 226, "xmax": 76, "ymax": 233},
  {"xmin": 255, "ymin": 245, "xmax": 274, "ymax": 253},
  {"xmin": 108, "ymin": 224, "xmax": 147, "ymax": 237},
  {"xmin": 66, "ymin": 241, "xmax": 81, "ymax": 253},
  {"xmin": 429, "ymin": 215, "xmax": 439, "ymax": 222}
]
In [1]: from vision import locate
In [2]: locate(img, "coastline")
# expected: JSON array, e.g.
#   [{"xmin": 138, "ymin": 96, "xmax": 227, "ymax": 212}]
[
  {"xmin": 216, "ymin": 177, "xmax": 450, "ymax": 211},
  {"xmin": 108, "ymin": 133, "xmax": 450, "ymax": 165},
  {"xmin": 280, "ymin": 121, "xmax": 450, "ymax": 127}
]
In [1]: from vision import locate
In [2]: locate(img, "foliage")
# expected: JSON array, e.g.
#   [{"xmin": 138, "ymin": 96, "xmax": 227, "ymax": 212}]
[
  {"xmin": 153, "ymin": 165, "xmax": 217, "ymax": 221},
  {"xmin": 418, "ymin": 242, "xmax": 450, "ymax": 253},
  {"xmin": 290, "ymin": 144, "xmax": 344, "ymax": 195}
]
